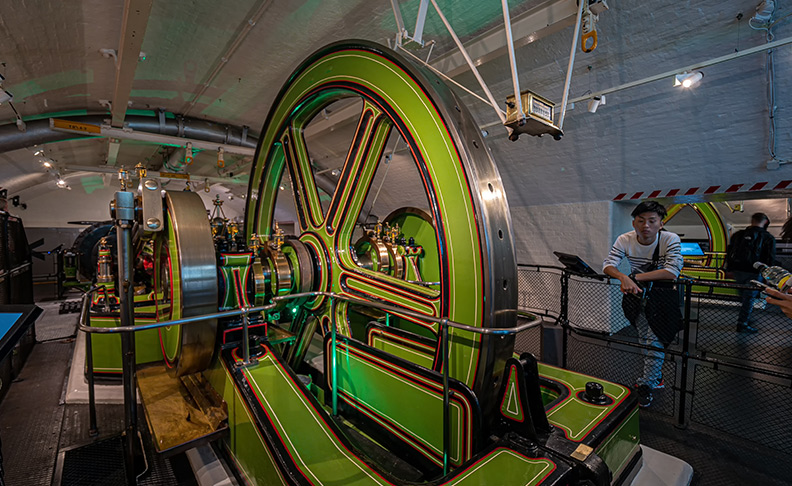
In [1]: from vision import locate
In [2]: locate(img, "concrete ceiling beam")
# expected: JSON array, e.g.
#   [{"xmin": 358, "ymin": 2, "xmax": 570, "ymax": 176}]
[{"xmin": 111, "ymin": 0, "xmax": 155, "ymax": 127}]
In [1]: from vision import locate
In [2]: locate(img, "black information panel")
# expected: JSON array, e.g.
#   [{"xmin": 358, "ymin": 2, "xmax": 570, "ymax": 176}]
[{"xmin": 553, "ymin": 251, "xmax": 604, "ymax": 280}]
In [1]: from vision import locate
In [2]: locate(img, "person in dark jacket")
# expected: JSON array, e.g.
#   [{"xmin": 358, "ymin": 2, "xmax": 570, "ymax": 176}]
[{"xmin": 726, "ymin": 212, "xmax": 776, "ymax": 333}]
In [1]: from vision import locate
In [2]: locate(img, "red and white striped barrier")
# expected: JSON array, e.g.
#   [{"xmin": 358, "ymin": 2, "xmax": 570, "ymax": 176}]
[{"xmin": 613, "ymin": 181, "xmax": 790, "ymax": 201}]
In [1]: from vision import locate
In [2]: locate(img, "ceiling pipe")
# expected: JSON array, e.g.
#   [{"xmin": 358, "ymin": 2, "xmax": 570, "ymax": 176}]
[
  {"xmin": 0, "ymin": 113, "xmax": 258, "ymax": 154},
  {"xmin": 65, "ymin": 164, "xmax": 245, "ymax": 185}
]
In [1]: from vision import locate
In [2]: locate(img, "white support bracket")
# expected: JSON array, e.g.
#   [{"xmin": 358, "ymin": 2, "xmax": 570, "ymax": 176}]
[
  {"xmin": 502, "ymin": 0, "xmax": 523, "ymax": 124},
  {"xmin": 411, "ymin": 0, "xmax": 430, "ymax": 46},
  {"xmin": 428, "ymin": 0, "xmax": 507, "ymax": 124}
]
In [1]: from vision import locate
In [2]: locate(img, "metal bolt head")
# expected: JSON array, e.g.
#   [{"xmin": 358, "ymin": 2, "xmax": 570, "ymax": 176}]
[
  {"xmin": 146, "ymin": 217, "xmax": 161, "ymax": 229},
  {"xmin": 144, "ymin": 179, "xmax": 159, "ymax": 191}
]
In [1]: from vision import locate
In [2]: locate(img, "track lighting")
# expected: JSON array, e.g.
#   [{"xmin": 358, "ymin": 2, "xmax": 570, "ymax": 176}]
[
  {"xmin": 55, "ymin": 174, "xmax": 71, "ymax": 190},
  {"xmin": 34, "ymin": 149, "xmax": 44, "ymax": 156},
  {"xmin": 587, "ymin": 95, "xmax": 605, "ymax": 113},
  {"xmin": 99, "ymin": 48, "xmax": 118, "ymax": 64},
  {"xmin": 674, "ymin": 71, "xmax": 703, "ymax": 88},
  {"xmin": 42, "ymin": 160, "xmax": 53, "ymax": 169},
  {"xmin": 0, "ymin": 89, "xmax": 12, "ymax": 104}
]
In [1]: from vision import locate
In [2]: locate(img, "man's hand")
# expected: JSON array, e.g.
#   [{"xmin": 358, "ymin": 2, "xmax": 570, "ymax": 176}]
[
  {"xmin": 604, "ymin": 266, "xmax": 643, "ymax": 294},
  {"xmin": 764, "ymin": 287, "xmax": 792, "ymax": 319},
  {"xmin": 619, "ymin": 275, "xmax": 642, "ymax": 295}
]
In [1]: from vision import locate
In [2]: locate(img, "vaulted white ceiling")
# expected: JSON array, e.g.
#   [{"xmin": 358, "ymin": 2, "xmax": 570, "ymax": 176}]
[{"xmin": 1, "ymin": 0, "xmax": 791, "ymax": 226}]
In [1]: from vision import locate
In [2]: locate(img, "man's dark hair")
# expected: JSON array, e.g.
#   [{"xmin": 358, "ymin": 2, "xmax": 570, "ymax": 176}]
[
  {"xmin": 631, "ymin": 200, "xmax": 667, "ymax": 219},
  {"xmin": 751, "ymin": 212, "xmax": 769, "ymax": 226}
]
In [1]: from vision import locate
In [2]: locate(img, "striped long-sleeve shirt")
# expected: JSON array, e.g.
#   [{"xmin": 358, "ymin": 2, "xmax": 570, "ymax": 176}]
[{"xmin": 603, "ymin": 231, "xmax": 683, "ymax": 277}]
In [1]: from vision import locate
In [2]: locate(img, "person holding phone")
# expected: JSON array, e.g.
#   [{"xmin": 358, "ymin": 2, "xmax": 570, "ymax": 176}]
[{"xmin": 765, "ymin": 287, "xmax": 792, "ymax": 318}]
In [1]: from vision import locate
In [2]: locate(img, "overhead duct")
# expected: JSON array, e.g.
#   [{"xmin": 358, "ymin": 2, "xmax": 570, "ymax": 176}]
[{"xmin": 0, "ymin": 114, "xmax": 257, "ymax": 154}]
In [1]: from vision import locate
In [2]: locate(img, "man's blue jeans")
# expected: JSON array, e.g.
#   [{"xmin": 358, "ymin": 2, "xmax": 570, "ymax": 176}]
[
  {"xmin": 733, "ymin": 270, "xmax": 760, "ymax": 324},
  {"xmin": 635, "ymin": 311, "xmax": 663, "ymax": 388}
]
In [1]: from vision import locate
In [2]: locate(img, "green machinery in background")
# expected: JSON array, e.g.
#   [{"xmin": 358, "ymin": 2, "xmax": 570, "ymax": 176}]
[
  {"xmin": 665, "ymin": 202, "xmax": 738, "ymax": 296},
  {"xmin": 85, "ymin": 41, "xmax": 692, "ymax": 485}
]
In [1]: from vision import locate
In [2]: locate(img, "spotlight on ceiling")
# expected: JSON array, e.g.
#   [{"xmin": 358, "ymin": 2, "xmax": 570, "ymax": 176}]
[
  {"xmin": 330, "ymin": 169, "xmax": 340, "ymax": 177},
  {"xmin": 587, "ymin": 95, "xmax": 606, "ymax": 113},
  {"xmin": 42, "ymin": 160, "xmax": 53, "ymax": 169},
  {"xmin": 0, "ymin": 89, "xmax": 13, "ymax": 104},
  {"xmin": 674, "ymin": 71, "xmax": 703, "ymax": 88},
  {"xmin": 34, "ymin": 149, "xmax": 44, "ymax": 156}
]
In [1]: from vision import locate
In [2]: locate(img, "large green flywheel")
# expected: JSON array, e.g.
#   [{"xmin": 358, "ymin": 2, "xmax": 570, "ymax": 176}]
[{"xmin": 245, "ymin": 41, "xmax": 517, "ymax": 412}]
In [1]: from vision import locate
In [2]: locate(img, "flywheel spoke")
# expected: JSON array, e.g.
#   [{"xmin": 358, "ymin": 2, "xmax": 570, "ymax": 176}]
[
  {"xmin": 282, "ymin": 123, "xmax": 325, "ymax": 230},
  {"xmin": 326, "ymin": 100, "xmax": 391, "ymax": 236}
]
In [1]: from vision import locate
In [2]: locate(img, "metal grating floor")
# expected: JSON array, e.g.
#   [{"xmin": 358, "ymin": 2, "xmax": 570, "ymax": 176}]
[
  {"xmin": 34, "ymin": 300, "xmax": 78, "ymax": 342},
  {"xmin": 58, "ymin": 435, "xmax": 127, "ymax": 486},
  {"xmin": 0, "ymin": 298, "xmax": 195, "ymax": 486},
  {"xmin": 0, "ymin": 340, "xmax": 71, "ymax": 486},
  {"xmin": 640, "ymin": 412, "xmax": 792, "ymax": 486}
]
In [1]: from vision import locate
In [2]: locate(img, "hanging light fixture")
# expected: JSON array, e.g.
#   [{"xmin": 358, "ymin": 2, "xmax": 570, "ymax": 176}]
[
  {"xmin": 587, "ymin": 95, "xmax": 606, "ymax": 113},
  {"xmin": 674, "ymin": 71, "xmax": 703, "ymax": 88}
]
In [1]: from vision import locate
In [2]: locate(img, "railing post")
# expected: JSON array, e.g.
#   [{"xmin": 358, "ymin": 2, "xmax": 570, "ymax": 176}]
[
  {"xmin": 114, "ymin": 190, "xmax": 139, "ymax": 485},
  {"xmin": 241, "ymin": 309, "xmax": 251, "ymax": 365},
  {"xmin": 331, "ymin": 297, "xmax": 338, "ymax": 417},
  {"xmin": 560, "ymin": 271, "xmax": 570, "ymax": 368},
  {"xmin": 677, "ymin": 279, "xmax": 693, "ymax": 428},
  {"xmin": 82, "ymin": 289, "xmax": 99, "ymax": 437},
  {"xmin": 441, "ymin": 317, "xmax": 450, "ymax": 476}
]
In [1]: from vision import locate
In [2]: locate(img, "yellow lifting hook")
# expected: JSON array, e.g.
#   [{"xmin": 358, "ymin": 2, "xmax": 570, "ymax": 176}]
[{"xmin": 580, "ymin": 0, "xmax": 609, "ymax": 53}]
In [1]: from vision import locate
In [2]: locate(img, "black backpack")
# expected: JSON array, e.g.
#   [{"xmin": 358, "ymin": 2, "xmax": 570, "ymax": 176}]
[{"xmin": 726, "ymin": 229, "xmax": 763, "ymax": 272}]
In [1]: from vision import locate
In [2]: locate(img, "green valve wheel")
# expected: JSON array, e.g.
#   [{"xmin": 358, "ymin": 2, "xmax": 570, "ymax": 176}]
[{"xmin": 245, "ymin": 41, "xmax": 517, "ymax": 413}]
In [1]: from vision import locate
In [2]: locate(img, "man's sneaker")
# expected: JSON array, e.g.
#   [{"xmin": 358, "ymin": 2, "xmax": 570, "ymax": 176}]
[
  {"xmin": 736, "ymin": 323, "xmax": 758, "ymax": 334},
  {"xmin": 634, "ymin": 384, "xmax": 653, "ymax": 408},
  {"xmin": 653, "ymin": 379, "xmax": 664, "ymax": 389}
]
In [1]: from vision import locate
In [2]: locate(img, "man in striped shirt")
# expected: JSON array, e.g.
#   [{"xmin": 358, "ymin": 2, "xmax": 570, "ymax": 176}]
[{"xmin": 603, "ymin": 201, "xmax": 683, "ymax": 407}]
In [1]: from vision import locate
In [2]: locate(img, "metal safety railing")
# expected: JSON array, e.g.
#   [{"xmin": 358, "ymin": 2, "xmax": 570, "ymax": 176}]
[
  {"xmin": 516, "ymin": 263, "xmax": 792, "ymax": 460},
  {"xmin": 78, "ymin": 286, "xmax": 542, "ymax": 475}
]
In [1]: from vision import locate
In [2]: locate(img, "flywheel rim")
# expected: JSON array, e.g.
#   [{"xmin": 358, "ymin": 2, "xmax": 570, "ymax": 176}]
[{"xmin": 158, "ymin": 190, "xmax": 219, "ymax": 376}]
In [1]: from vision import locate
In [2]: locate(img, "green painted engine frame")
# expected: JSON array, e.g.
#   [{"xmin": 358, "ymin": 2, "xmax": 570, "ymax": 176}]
[
  {"xmin": 86, "ymin": 40, "xmax": 645, "ymax": 485},
  {"xmin": 207, "ymin": 40, "xmax": 640, "ymax": 485}
]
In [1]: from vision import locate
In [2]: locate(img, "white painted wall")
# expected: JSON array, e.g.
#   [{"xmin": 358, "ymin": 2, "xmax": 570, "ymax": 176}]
[
  {"xmin": 17, "ymin": 176, "xmax": 245, "ymax": 229},
  {"xmin": 511, "ymin": 200, "xmax": 630, "ymax": 268}
]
